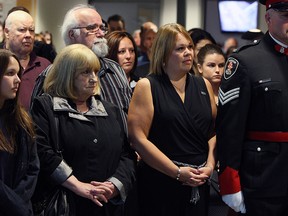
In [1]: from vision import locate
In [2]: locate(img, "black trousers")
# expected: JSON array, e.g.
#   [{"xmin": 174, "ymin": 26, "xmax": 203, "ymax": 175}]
[{"xmin": 239, "ymin": 196, "xmax": 288, "ymax": 216}]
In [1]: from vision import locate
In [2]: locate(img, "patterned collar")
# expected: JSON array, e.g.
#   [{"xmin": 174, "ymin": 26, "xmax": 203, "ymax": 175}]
[{"xmin": 98, "ymin": 57, "xmax": 116, "ymax": 77}]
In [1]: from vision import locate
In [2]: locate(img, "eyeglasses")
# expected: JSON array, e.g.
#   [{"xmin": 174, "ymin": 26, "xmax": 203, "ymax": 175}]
[{"xmin": 72, "ymin": 23, "xmax": 108, "ymax": 35}]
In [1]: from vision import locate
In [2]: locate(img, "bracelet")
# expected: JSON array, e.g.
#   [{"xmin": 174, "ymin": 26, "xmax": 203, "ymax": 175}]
[{"xmin": 176, "ymin": 167, "xmax": 181, "ymax": 181}]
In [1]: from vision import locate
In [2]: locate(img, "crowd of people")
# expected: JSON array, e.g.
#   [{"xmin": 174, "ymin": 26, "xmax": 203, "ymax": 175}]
[{"xmin": 0, "ymin": 0, "xmax": 288, "ymax": 216}]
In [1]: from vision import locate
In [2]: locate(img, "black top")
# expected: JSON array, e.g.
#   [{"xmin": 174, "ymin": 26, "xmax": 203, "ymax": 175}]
[
  {"xmin": 148, "ymin": 73, "xmax": 214, "ymax": 165},
  {"xmin": 0, "ymin": 126, "xmax": 39, "ymax": 216},
  {"xmin": 136, "ymin": 73, "xmax": 214, "ymax": 216},
  {"xmin": 0, "ymin": 151, "xmax": 15, "ymax": 187},
  {"xmin": 0, "ymin": 118, "xmax": 14, "ymax": 185}
]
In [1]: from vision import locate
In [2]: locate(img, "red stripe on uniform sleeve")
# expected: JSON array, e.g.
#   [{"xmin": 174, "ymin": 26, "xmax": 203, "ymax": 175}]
[{"xmin": 219, "ymin": 166, "xmax": 241, "ymax": 195}]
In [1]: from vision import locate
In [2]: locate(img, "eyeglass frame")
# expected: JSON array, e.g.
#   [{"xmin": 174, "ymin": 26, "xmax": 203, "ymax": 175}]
[{"xmin": 72, "ymin": 23, "xmax": 108, "ymax": 35}]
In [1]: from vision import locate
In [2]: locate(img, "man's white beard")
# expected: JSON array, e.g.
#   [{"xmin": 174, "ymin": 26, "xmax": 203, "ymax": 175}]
[{"xmin": 92, "ymin": 38, "xmax": 109, "ymax": 58}]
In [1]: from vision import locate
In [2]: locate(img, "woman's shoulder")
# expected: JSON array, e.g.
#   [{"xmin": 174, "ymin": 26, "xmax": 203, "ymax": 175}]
[
  {"xmin": 31, "ymin": 93, "xmax": 54, "ymax": 114},
  {"xmin": 96, "ymin": 97, "xmax": 121, "ymax": 115},
  {"xmin": 99, "ymin": 99, "xmax": 123, "ymax": 122},
  {"xmin": 188, "ymin": 74, "xmax": 206, "ymax": 87},
  {"xmin": 189, "ymin": 73, "xmax": 203, "ymax": 81},
  {"xmin": 132, "ymin": 77, "xmax": 152, "ymax": 92},
  {"xmin": 188, "ymin": 74, "xmax": 213, "ymax": 97},
  {"xmin": 35, "ymin": 93, "xmax": 53, "ymax": 102},
  {"xmin": 100, "ymin": 99, "xmax": 119, "ymax": 111}
]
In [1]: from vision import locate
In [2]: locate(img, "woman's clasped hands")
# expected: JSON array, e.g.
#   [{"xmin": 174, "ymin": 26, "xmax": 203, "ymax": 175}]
[
  {"xmin": 63, "ymin": 176, "xmax": 117, "ymax": 207},
  {"xmin": 74, "ymin": 181, "xmax": 113, "ymax": 207},
  {"xmin": 177, "ymin": 166, "xmax": 213, "ymax": 187},
  {"xmin": 90, "ymin": 181, "xmax": 120, "ymax": 206}
]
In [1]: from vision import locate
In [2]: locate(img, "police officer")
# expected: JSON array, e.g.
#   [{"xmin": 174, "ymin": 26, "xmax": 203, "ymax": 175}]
[{"xmin": 216, "ymin": 0, "xmax": 288, "ymax": 215}]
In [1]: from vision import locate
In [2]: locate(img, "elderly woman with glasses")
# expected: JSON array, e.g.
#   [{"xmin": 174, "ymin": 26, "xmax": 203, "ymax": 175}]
[{"xmin": 31, "ymin": 44, "xmax": 136, "ymax": 216}]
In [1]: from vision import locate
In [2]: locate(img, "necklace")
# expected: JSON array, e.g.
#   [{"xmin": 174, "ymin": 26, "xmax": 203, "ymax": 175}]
[
  {"xmin": 75, "ymin": 101, "xmax": 89, "ymax": 114},
  {"xmin": 77, "ymin": 109, "xmax": 89, "ymax": 114},
  {"xmin": 171, "ymin": 81, "xmax": 186, "ymax": 103},
  {"xmin": 171, "ymin": 81, "xmax": 185, "ymax": 93}
]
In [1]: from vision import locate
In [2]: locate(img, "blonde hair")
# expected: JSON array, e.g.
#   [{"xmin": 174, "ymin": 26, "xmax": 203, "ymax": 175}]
[
  {"xmin": 44, "ymin": 44, "xmax": 101, "ymax": 99},
  {"xmin": 150, "ymin": 23, "xmax": 193, "ymax": 75}
]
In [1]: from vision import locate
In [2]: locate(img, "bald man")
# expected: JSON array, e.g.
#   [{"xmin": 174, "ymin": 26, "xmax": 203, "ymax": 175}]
[{"xmin": 4, "ymin": 10, "xmax": 50, "ymax": 110}]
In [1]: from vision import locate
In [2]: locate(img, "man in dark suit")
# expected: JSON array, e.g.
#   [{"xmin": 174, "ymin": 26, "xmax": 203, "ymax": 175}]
[{"xmin": 216, "ymin": 0, "xmax": 288, "ymax": 215}]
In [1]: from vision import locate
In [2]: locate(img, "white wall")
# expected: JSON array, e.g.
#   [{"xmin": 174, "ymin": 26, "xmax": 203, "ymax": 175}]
[
  {"xmin": 159, "ymin": 0, "xmax": 177, "ymax": 26},
  {"xmin": 258, "ymin": 3, "xmax": 268, "ymax": 33},
  {"xmin": 185, "ymin": 0, "xmax": 203, "ymax": 30},
  {"xmin": 92, "ymin": 2, "xmax": 139, "ymax": 34},
  {"xmin": 91, "ymin": 2, "xmax": 160, "ymax": 34},
  {"xmin": 34, "ymin": 0, "xmax": 265, "ymax": 53},
  {"xmin": 0, "ymin": 0, "xmax": 16, "ymax": 23},
  {"xmin": 36, "ymin": 0, "xmax": 162, "ymax": 53},
  {"xmin": 36, "ymin": 0, "xmax": 87, "ymax": 53},
  {"xmin": 159, "ymin": 0, "xmax": 202, "ymax": 29}
]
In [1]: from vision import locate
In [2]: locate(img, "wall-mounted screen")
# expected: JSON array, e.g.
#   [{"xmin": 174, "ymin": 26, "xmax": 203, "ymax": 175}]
[{"xmin": 218, "ymin": 0, "xmax": 258, "ymax": 33}]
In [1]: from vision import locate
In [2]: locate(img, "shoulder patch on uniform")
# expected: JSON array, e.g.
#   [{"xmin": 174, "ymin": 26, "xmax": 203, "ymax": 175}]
[{"xmin": 224, "ymin": 57, "xmax": 239, "ymax": 80}]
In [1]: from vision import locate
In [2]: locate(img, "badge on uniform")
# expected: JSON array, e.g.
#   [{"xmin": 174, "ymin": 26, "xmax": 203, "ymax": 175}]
[{"xmin": 224, "ymin": 57, "xmax": 239, "ymax": 80}]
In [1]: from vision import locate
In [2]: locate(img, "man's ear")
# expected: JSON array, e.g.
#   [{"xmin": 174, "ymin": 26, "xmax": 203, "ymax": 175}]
[
  {"xmin": 69, "ymin": 29, "xmax": 75, "ymax": 39},
  {"xmin": 4, "ymin": 28, "xmax": 9, "ymax": 39},
  {"xmin": 265, "ymin": 12, "xmax": 271, "ymax": 24}
]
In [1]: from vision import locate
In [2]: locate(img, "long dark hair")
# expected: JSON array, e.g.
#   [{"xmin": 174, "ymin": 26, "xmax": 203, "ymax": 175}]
[
  {"xmin": 0, "ymin": 49, "xmax": 35, "ymax": 153},
  {"xmin": 106, "ymin": 31, "xmax": 138, "ymax": 74}
]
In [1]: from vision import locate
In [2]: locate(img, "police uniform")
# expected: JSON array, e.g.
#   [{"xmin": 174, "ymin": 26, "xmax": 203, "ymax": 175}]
[{"xmin": 216, "ymin": 6, "xmax": 288, "ymax": 215}]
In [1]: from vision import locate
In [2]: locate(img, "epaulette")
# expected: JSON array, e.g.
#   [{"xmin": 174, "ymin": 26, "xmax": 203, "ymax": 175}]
[{"xmin": 233, "ymin": 39, "xmax": 260, "ymax": 53}]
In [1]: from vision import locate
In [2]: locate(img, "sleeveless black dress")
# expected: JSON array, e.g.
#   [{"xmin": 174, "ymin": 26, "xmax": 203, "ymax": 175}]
[{"xmin": 137, "ymin": 73, "xmax": 214, "ymax": 216}]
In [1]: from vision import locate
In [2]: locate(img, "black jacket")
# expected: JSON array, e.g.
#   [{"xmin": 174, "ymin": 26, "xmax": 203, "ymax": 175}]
[
  {"xmin": 217, "ymin": 32, "xmax": 288, "ymax": 198},
  {"xmin": 0, "ymin": 128, "xmax": 39, "ymax": 216},
  {"xmin": 31, "ymin": 94, "xmax": 136, "ymax": 215}
]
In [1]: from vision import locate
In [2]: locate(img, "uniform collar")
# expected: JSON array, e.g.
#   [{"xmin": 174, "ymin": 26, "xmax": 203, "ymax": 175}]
[{"xmin": 269, "ymin": 32, "xmax": 288, "ymax": 55}]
